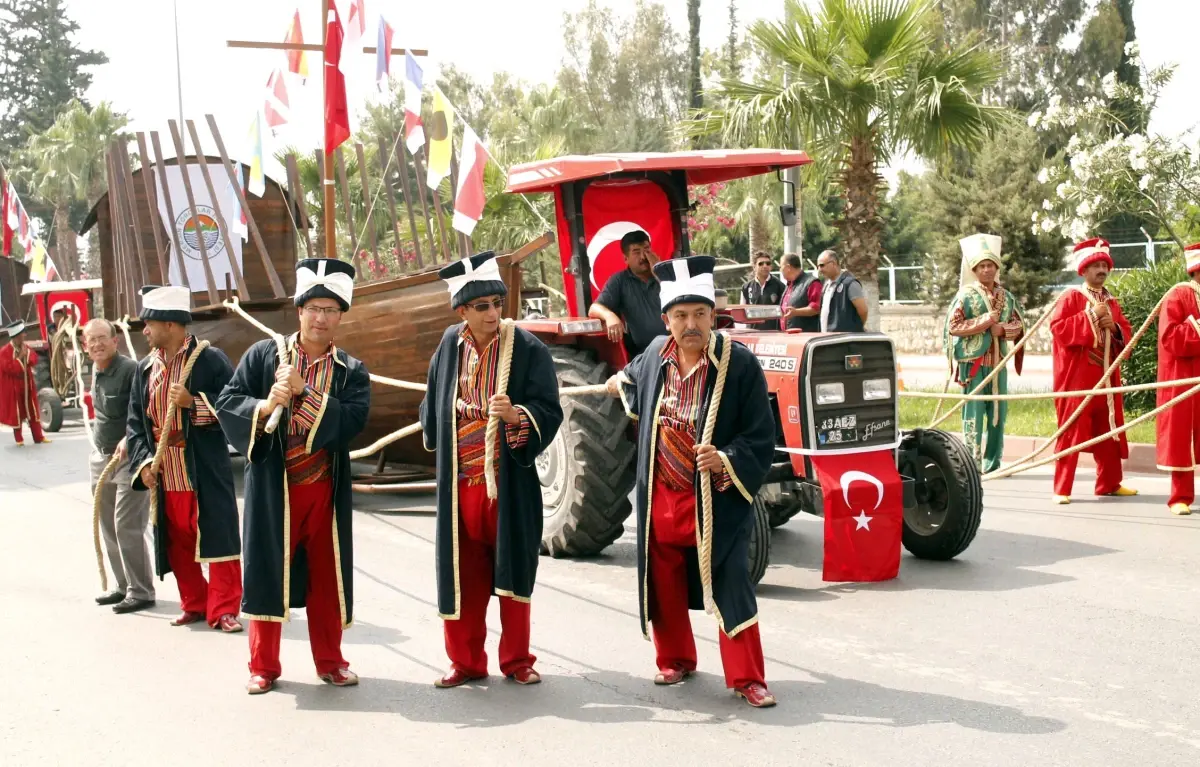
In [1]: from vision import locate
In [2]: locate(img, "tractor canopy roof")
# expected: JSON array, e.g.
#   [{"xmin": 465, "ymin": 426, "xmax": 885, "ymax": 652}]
[
  {"xmin": 505, "ymin": 149, "xmax": 812, "ymax": 194},
  {"xmin": 20, "ymin": 279, "xmax": 102, "ymax": 296}
]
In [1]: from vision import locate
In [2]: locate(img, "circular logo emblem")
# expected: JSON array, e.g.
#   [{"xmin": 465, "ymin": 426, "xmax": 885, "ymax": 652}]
[{"xmin": 174, "ymin": 206, "xmax": 225, "ymax": 261}]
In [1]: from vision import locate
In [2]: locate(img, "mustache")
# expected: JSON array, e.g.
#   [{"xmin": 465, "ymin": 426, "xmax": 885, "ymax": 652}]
[{"xmin": 682, "ymin": 329, "xmax": 703, "ymax": 338}]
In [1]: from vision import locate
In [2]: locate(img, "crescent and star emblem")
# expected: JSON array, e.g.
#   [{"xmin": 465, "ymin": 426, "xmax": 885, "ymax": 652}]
[
  {"xmin": 838, "ymin": 470, "xmax": 884, "ymax": 531},
  {"xmin": 585, "ymin": 221, "xmax": 648, "ymax": 291}
]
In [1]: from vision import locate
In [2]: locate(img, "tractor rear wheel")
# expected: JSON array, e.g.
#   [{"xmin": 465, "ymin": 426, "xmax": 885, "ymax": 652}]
[
  {"xmin": 38, "ymin": 387, "xmax": 63, "ymax": 433},
  {"xmin": 538, "ymin": 347, "xmax": 636, "ymax": 557},
  {"xmin": 897, "ymin": 428, "xmax": 982, "ymax": 560},
  {"xmin": 747, "ymin": 493, "xmax": 772, "ymax": 584}
]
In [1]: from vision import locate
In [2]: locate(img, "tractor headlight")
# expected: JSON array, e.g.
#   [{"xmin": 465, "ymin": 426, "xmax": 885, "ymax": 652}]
[
  {"xmin": 815, "ymin": 382, "xmax": 845, "ymax": 405},
  {"xmin": 863, "ymin": 378, "xmax": 891, "ymax": 401}
]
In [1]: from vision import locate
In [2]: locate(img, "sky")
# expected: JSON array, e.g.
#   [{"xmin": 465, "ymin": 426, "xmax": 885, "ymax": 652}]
[{"xmin": 64, "ymin": 0, "xmax": 1200, "ymax": 182}]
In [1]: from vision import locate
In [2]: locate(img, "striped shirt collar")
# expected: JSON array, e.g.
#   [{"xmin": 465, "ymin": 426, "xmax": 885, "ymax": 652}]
[
  {"xmin": 660, "ymin": 332, "xmax": 719, "ymax": 374},
  {"xmin": 457, "ymin": 323, "xmax": 500, "ymax": 353},
  {"xmin": 152, "ymin": 334, "xmax": 195, "ymax": 366},
  {"xmin": 288, "ymin": 332, "xmax": 344, "ymax": 367}
]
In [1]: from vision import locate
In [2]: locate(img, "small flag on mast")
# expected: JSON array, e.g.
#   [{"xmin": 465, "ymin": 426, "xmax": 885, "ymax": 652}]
[
  {"xmin": 323, "ymin": 1, "xmax": 351, "ymax": 155},
  {"xmin": 403, "ymin": 52, "xmax": 425, "ymax": 154},
  {"xmin": 425, "ymin": 87, "xmax": 453, "ymax": 190},
  {"xmin": 264, "ymin": 69, "xmax": 290, "ymax": 134},
  {"xmin": 452, "ymin": 124, "xmax": 489, "ymax": 236},
  {"xmin": 284, "ymin": 9, "xmax": 308, "ymax": 80},
  {"xmin": 247, "ymin": 112, "xmax": 266, "ymax": 198},
  {"xmin": 376, "ymin": 16, "xmax": 394, "ymax": 89}
]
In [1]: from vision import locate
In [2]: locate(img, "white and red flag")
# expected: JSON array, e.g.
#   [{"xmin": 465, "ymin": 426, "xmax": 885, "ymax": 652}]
[
  {"xmin": 452, "ymin": 124, "xmax": 489, "ymax": 235},
  {"xmin": 809, "ymin": 450, "xmax": 904, "ymax": 582},
  {"xmin": 283, "ymin": 9, "xmax": 309, "ymax": 80},
  {"xmin": 403, "ymin": 52, "xmax": 425, "ymax": 154},
  {"xmin": 264, "ymin": 68, "xmax": 290, "ymax": 133},
  {"xmin": 375, "ymin": 16, "xmax": 394, "ymax": 88},
  {"xmin": 323, "ymin": 1, "xmax": 351, "ymax": 155}
]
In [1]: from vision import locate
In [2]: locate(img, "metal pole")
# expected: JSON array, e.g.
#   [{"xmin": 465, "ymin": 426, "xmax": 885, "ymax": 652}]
[
  {"xmin": 321, "ymin": 0, "xmax": 337, "ymax": 259},
  {"xmin": 173, "ymin": 0, "xmax": 184, "ymax": 134},
  {"xmin": 781, "ymin": 1, "xmax": 800, "ymax": 257},
  {"xmin": 1140, "ymin": 227, "xmax": 1155, "ymax": 265}
]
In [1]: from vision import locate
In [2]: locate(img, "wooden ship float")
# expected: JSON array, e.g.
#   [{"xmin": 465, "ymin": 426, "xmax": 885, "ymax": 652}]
[{"xmin": 84, "ymin": 115, "xmax": 551, "ymax": 485}]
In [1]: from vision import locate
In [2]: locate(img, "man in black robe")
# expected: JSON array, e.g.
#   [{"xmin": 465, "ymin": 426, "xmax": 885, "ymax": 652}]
[
  {"xmin": 216, "ymin": 258, "xmax": 371, "ymax": 695},
  {"xmin": 126, "ymin": 285, "xmax": 243, "ymax": 631},
  {"xmin": 606, "ymin": 255, "xmax": 778, "ymax": 708},
  {"xmin": 420, "ymin": 250, "xmax": 563, "ymax": 689}
]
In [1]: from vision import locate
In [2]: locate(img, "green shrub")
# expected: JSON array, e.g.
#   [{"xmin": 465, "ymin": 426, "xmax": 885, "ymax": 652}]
[{"xmin": 1109, "ymin": 259, "xmax": 1186, "ymax": 414}]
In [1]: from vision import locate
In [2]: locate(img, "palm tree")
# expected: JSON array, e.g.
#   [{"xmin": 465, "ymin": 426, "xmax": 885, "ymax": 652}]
[
  {"xmin": 691, "ymin": 0, "xmax": 1005, "ymax": 325},
  {"xmin": 22, "ymin": 100, "xmax": 128, "ymax": 279}
]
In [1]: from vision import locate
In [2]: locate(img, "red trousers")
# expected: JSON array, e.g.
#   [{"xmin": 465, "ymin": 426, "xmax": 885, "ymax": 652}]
[
  {"xmin": 443, "ymin": 479, "xmax": 534, "ymax": 677},
  {"xmin": 1053, "ymin": 407, "xmax": 1124, "ymax": 496},
  {"xmin": 10, "ymin": 401, "xmax": 45, "ymax": 444},
  {"xmin": 649, "ymin": 482, "xmax": 766, "ymax": 689},
  {"xmin": 162, "ymin": 490, "xmax": 242, "ymax": 626},
  {"xmin": 249, "ymin": 480, "xmax": 347, "ymax": 679},
  {"xmin": 1169, "ymin": 471, "xmax": 1195, "ymax": 507}
]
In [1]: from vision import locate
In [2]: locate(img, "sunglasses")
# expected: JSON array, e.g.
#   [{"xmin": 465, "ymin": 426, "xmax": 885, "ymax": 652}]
[{"xmin": 467, "ymin": 298, "xmax": 505, "ymax": 313}]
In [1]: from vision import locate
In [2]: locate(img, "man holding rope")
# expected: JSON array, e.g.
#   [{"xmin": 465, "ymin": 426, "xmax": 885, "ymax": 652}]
[
  {"xmin": 1050, "ymin": 239, "xmax": 1138, "ymax": 504},
  {"xmin": 421, "ymin": 250, "xmax": 563, "ymax": 689},
  {"xmin": 1155, "ymin": 243, "xmax": 1200, "ymax": 515},
  {"xmin": 0, "ymin": 321, "xmax": 50, "ymax": 446},
  {"xmin": 217, "ymin": 258, "xmax": 371, "ymax": 695},
  {"xmin": 943, "ymin": 234, "xmax": 1025, "ymax": 473},
  {"xmin": 86, "ymin": 318, "xmax": 154, "ymax": 614},
  {"xmin": 127, "ymin": 286, "xmax": 243, "ymax": 631},
  {"xmin": 605, "ymin": 256, "xmax": 777, "ymax": 708}
]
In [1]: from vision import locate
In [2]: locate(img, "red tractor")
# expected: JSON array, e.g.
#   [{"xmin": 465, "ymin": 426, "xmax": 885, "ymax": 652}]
[
  {"xmin": 506, "ymin": 151, "xmax": 983, "ymax": 580},
  {"xmin": 19, "ymin": 279, "xmax": 101, "ymax": 431}
]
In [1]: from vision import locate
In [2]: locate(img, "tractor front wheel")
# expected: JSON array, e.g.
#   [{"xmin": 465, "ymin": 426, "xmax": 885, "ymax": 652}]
[
  {"xmin": 897, "ymin": 428, "xmax": 982, "ymax": 560},
  {"xmin": 538, "ymin": 347, "xmax": 637, "ymax": 557},
  {"xmin": 747, "ymin": 493, "xmax": 772, "ymax": 584},
  {"xmin": 38, "ymin": 387, "xmax": 64, "ymax": 433}
]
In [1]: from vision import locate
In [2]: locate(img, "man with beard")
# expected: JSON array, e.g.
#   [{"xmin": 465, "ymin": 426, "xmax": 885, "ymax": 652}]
[
  {"xmin": 1154, "ymin": 243, "xmax": 1200, "ymax": 515},
  {"xmin": 1050, "ymin": 239, "xmax": 1138, "ymax": 504},
  {"xmin": 126, "ymin": 285, "xmax": 243, "ymax": 631},
  {"xmin": 606, "ymin": 255, "xmax": 777, "ymax": 708},
  {"xmin": 589, "ymin": 228, "xmax": 666, "ymax": 357},
  {"xmin": 0, "ymin": 320, "xmax": 50, "ymax": 446},
  {"xmin": 421, "ymin": 251, "xmax": 563, "ymax": 689},
  {"xmin": 740, "ymin": 251, "xmax": 785, "ymax": 330},
  {"xmin": 217, "ymin": 258, "xmax": 371, "ymax": 694}
]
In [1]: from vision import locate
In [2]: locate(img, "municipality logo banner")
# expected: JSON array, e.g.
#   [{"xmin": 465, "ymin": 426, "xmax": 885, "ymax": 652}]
[{"xmin": 154, "ymin": 163, "xmax": 244, "ymax": 292}]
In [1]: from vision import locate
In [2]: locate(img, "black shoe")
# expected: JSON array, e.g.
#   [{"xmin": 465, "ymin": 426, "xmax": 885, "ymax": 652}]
[
  {"xmin": 95, "ymin": 591, "xmax": 124, "ymax": 606},
  {"xmin": 113, "ymin": 597, "xmax": 156, "ymax": 614}
]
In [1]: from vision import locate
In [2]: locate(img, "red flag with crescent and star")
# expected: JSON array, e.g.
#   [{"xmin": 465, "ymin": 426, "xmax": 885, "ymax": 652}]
[{"xmin": 810, "ymin": 451, "xmax": 904, "ymax": 582}]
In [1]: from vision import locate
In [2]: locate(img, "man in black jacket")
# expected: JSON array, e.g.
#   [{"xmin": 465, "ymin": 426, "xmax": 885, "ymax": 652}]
[
  {"xmin": 740, "ymin": 251, "xmax": 785, "ymax": 330},
  {"xmin": 780, "ymin": 253, "xmax": 823, "ymax": 332}
]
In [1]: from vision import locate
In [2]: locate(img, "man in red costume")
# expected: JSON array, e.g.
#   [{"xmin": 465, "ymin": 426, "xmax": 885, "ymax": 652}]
[
  {"xmin": 1050, "ymin": 238, "xmax": 1138, "ymax": 504},
  {"xmin": 0, "ymin": 321, "xmax": 50, "ymax": 446},
  {"xmin": 1155, "ymin": 243, "xmax": 1200, "ymax": 515}
]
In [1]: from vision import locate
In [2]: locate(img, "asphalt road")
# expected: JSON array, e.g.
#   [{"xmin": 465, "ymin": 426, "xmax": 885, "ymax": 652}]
[{"xmin": 3, "ymin": 426, "xmax": 1198, "ymax": 766}]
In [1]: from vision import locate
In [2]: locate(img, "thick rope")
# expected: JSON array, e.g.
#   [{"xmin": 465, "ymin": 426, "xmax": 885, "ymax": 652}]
[
  {"xmin": 484, "ymin": 319, "xmax": 516, "ymax": 500},
  {"xmin": 65, "ymin": 317, "xmax": 96, "ymax": 451},
  {"xmin": 901, "ymin": 375, "xmax": 1200, "ymax": 401},
  {"xmin": 148, "ymin": 340, "xmax": 210, "ymax": 526},
  {"xmin": 349, "ymin": 422, "xmax": 424, "ymax": 461},
  {"xmin": 930, "ymin": 290, "xmax": 1067, "ymax": 430},
  {"xmin": 263, "ymin": 335, "xmax": 290, "ymax": 434},
  {"xmin": 91, "ymin": 451, "xmax": 123, "ymax": 591},
  {"xmin": 697, "ymin": 332, "xmax": 732, "ymax": 617},
  {"xmin": 114, "ymin": 316, "xmax": 139, "ymax": 362}
]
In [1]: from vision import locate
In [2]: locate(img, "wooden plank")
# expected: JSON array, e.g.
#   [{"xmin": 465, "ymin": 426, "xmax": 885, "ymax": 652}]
[
  {"xmin": 114, "ymin": 139, "xmax": 151, "ymax": 286},
  {"xmin": 134, "ymin": 132, "xmax": 170, "ymax": 283},
  {"xmin": 104, "ymin": 154, "xmax": 125, "ymax": 315},
  {"xmin": 167, "ymin": 120, "xmax": 222, "ymax": 306},
  {"xmin": 408, "ymin": 150, "xmax": 438, "ymax": 264},
  {"xmin": 354, "ymin": 142, "xmax": 378, "ymax": 264},
  {"xmin": 284, "ymin": 153, "xmax": 314, "ymax": 259},
  {"xmin": 205, "ymin": 115, "xmax": 286, "ymax": 298},
  {"xmin": 109, "ymin": 142, "xmax": 146, "ymax": 288},
  {"xmin": 225, "ymin": 40, "xmax": 429, "ymax": 56},
  {"xmin": 107, "ymin": 150, "xmax": 138, "ymax": 312},
  {"xmin": 376, "ymin": 137, "xmax": 407, "ymax": 271},
  {"xmin": 428, "ymin": 171, "xmax": 452, "ymax": 265},
  {"xmin": 334, "ymin": 147, "xmax": 364, "ymax": 274},
  {"xmin": 149, "ymin": 131, "xmax": 192, "ymax": 291},
  {"xmin": 392, "ymin": 140, "xmax": 424, "ymax": 269},
  {"xmin": 185, "ymin": 120, "xmax": 249, "ymax": 300}
]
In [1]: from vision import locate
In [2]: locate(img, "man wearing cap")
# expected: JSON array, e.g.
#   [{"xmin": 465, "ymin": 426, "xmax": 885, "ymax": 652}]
[
  {"xmin": 217, "ymin": 258, "xmax": 371, "ymax": 694},
  {"xmin": 1050, "ymin": 238, "xmax": 1137, "ymax": 504},
  {"xmin": 1154, "ymin": 244, "xmax": 1200, "ymax": 515},
  {"xmin": 0, "ymin": 321, "xmax": 50, "ymax": 446},
  {"xmin": 589, "ymin": 228, "xmax": 667, "ymax": 357},
  {"xmin": 943, "ymin": 234, "xmax": 1025, "ymax": 473},
  {"xmin": 421, "ymin": 251, "xmax": 563, "ymax": 689},
  {"xmin": 605, "ymin": 255, "xmax": 777, "ymax": 708},
  {"xmin": 126, "ymin": 285, "xmax": 243, "ymax": 631}
]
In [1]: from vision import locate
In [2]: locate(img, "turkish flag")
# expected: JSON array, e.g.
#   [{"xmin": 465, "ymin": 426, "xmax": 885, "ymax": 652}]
[
  {"xmin": 1, "ymin": 182, "xmax": 14, "ymax": 257},
  {"xmin": 579, "ymin": 178, "xmax": 676, "ymax": 294},
  {"xmin": 323, "ymin": 1, "xmax": 351, "ymax": 156},
  {"xmin": 810, "ymin": 450, "xmax": 904, "ymax": 582}
]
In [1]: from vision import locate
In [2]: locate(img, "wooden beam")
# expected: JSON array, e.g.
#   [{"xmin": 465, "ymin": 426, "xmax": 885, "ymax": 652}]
[
  {"xmin": 391, "ymin": 139, "xmax": 424, "ymax": 270},
  {"xmin": 334, "ymin": 147, "xmax": 363, "ymax": 274},
  {"xmin": 285, "ymin": 153, "xmax": 314, "ymax": 259},
  {"xmin": 134, "ymin": 132, "xmax": 170, "ymax": 284},
  {"xmin": 205, "ymin": 114, "xmax": 285, "ymax": 298},
  {"xmin": 185, "ymin": 120, "xmax": 250, "ymax": 300},
  {"xmin": 167, "ymin": 120, "xmax": 222, "ymax": 306},
  {"xmin": 113, "ymin": 139, "xmax": 151, "ymax": 287},
  {"xmin": 354, "ymin": 142, "xmax": 378, "ymax": 264},
  {"xmin": 225, "ymin": 40, "xmax": 428, "ymax": 56},
  {"xmin": 409, "ymin": 150, "xmax": 439, "ymax": 264},
  {"xmin": 149, "ymin": 131, "xmax": 192, "ymax": 291}
]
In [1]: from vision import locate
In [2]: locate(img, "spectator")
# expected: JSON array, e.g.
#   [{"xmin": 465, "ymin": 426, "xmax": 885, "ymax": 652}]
[
  {"xmin": 779, "ymin": 253, "xmax": 822, "ymax": 332},
  {"xmin": 740, "ymin": 251, "xmax": 785, "ymax": 330},
  {"xmin": 816, "ymin": 250, "xmax": 868, "ymax": 332}
]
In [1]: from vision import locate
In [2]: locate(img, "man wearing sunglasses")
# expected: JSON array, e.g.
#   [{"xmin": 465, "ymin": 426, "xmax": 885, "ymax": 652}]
[
  {"xmin": 421, "ymin": 251, "xmax": 563, "ymax": 689},
  {"xmin": 216, "ymin": 258, "xmax": 371, "ymax": 694}
]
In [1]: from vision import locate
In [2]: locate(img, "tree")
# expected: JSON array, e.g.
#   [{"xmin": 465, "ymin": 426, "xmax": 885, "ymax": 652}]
[
  {"xmin": 691, "ymin": 0, "xmax": 1005, "ymax": 327},
  {"xmin": 20, "ymin": 100, "xmax": 127, "ymax": 280},
  {"xmin": 687, "ymin": 0, "xmax": 703, "ymax": 113},
  {"xmin": 725, "ymin": 1, "xmax": 741, "ymax": 81}
]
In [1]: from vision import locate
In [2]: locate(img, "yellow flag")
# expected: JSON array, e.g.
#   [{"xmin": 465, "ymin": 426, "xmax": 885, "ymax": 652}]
[
  {"xmin": 248, "ymin": 112, "xmax": 265, "ymax": 198},
  {"xmin": 425, "ymin": 87, "xmax": 454, "ymax": 190}
]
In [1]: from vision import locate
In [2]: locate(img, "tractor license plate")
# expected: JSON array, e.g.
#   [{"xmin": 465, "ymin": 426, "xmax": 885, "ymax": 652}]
[
  {"xmin": 756, "ymin": 355, "xmax": 797, "ymax": 373},
  {"xmin": 817, "ymin": 414, "xmax": 859, "ymax": 446}
]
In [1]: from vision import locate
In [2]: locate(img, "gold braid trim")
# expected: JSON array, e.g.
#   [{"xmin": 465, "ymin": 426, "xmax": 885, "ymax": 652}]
[
  {"xmin": 484, "ymin": 319, "xmax": 515, "ymax": 500},
  {"xmin": 148, "ymin": 340, "xmax": 210, "ymax": 527},
  {"xmin": 696, "ymin": 332, "xmax": 733, "ymax": 624}
]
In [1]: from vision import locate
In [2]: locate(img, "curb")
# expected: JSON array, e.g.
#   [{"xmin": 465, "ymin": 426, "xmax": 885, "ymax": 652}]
[{"xmin": 1001, "ymin": 436, "xmax": 1158, "ymax": 475}]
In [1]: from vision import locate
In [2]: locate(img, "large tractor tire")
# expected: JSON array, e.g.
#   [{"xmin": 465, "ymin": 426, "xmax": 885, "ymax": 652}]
[
  {"xmin": 747, "ymin": 493, "xmax": 772, "ymax": 584},
  {"xmin": 538, "ymin": 347, "xmax": 637, "ymax": 557},
  {"xmin": 763, "ymin": 496, "xmax": 804, "ymax": 528},
  {"xmin": 897, "ymin": 428, "xmax": 982, "ymax": 560},
  {"xmin": 38, "ymin": 387, "xmax": 64, "ymax": 433}
]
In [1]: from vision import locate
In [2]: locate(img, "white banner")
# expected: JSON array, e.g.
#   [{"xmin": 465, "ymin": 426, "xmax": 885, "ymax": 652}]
[{"xmin": 154, "ymin": 163, "xmax": 244, "ymax": 293}]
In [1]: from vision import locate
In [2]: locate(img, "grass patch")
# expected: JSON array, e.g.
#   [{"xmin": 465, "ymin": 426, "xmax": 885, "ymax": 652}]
[{"xmin": 899, "ymin": 392, "xmax": 1158, "ymax": 444}]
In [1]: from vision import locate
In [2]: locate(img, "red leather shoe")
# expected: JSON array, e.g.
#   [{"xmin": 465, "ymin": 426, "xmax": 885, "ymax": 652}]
[
  {"xmin": 319, "ymin": 668, "xmax": 359, "ymax": 687},
  {"xmin": 246, "ymin": 675, "xmax": 274, "ymax": 695},
  {"xmin": 434, "ymin": 669, "xmax": 487, "ymax": 688},
  {"xmin": 217, "ymin": 614, "xmax": 243, "ymax": 633},
  {"xmin": 507, "ymin": 667, "xmax": 541, "ymax": 685},
  {"xmin": 653, "ymin": 667, "xmax": 693, "ymax": 686},
  {"xmin": 734, "ymin": 682, "xmax": 777, "ymax": 708},
  {"xmin": 170, "ymin": 611, "xmax": 205, "ymax": 626}
]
